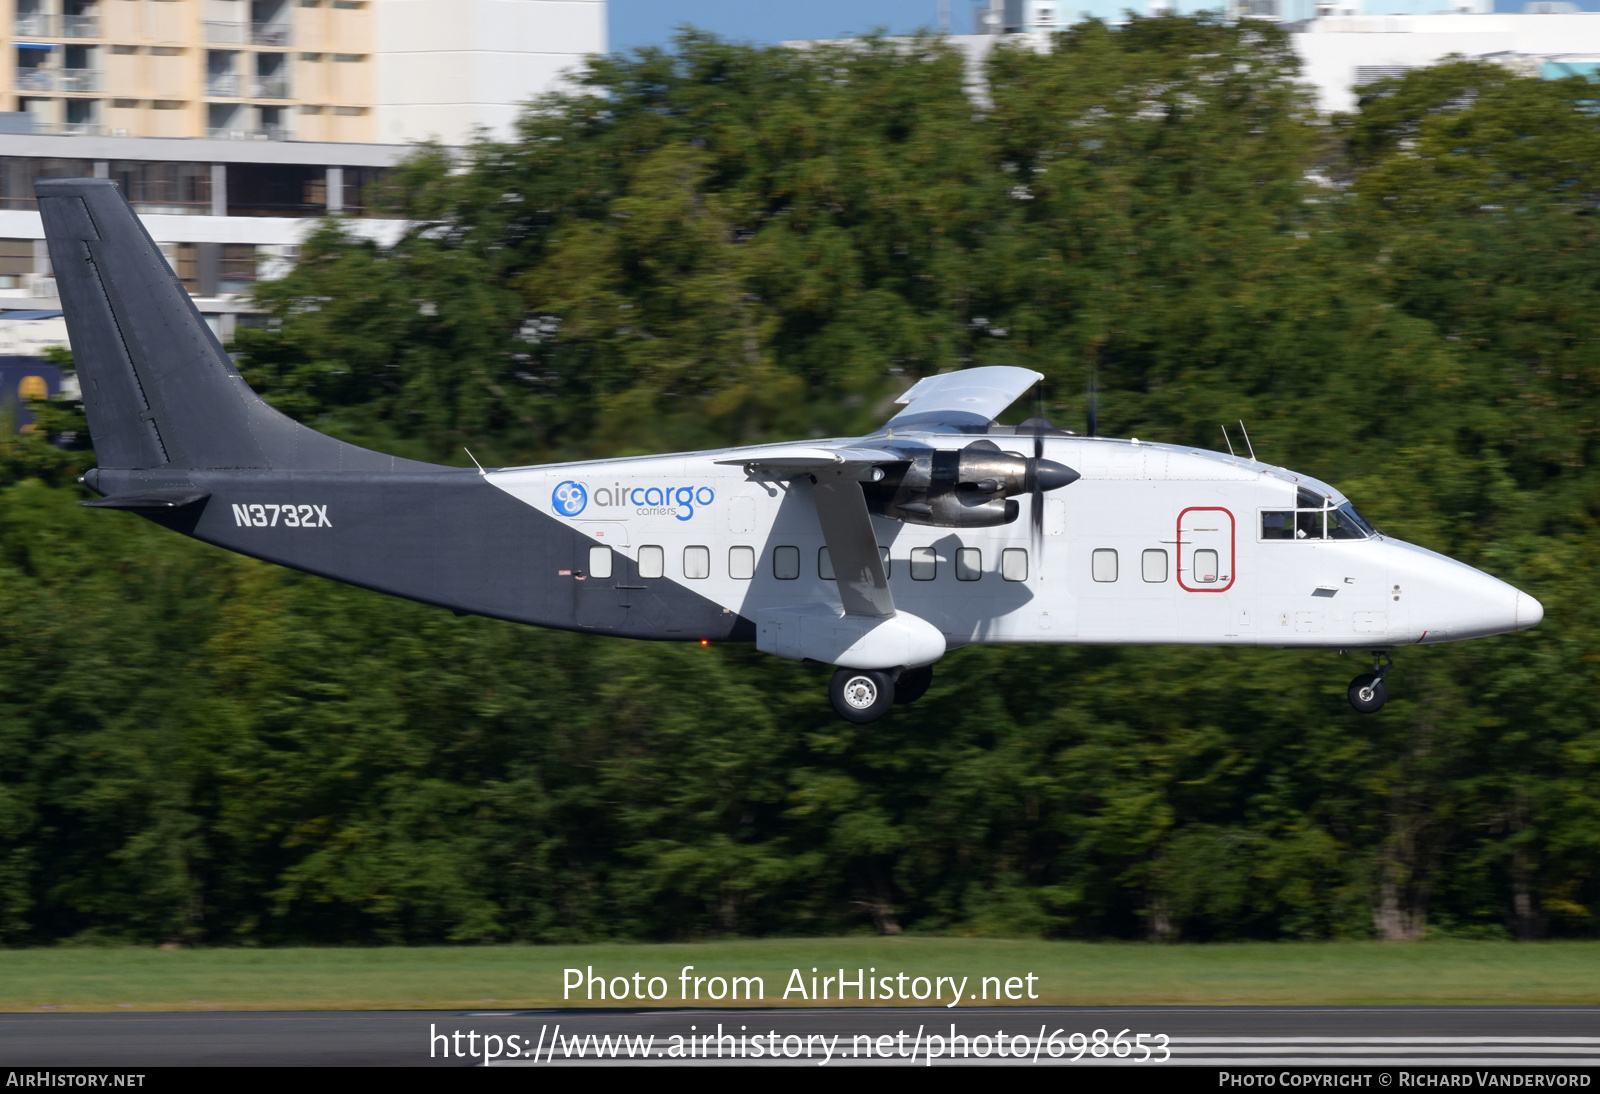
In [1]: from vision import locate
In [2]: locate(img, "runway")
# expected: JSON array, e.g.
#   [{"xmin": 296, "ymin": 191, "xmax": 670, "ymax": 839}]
[{"xmin": 0, "ymin": 1007, "xmax": 1597, "ymax": 1067}]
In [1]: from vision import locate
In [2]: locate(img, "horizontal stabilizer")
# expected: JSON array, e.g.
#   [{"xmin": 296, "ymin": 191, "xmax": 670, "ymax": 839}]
[{"xmin": 82, "ymin": 489, "xmax": 210, "ymax": 509}]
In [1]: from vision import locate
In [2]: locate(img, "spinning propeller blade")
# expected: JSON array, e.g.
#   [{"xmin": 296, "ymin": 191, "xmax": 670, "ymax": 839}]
[
  {"xmin": 1030, "ymin": 415, "xmax": 1045, "ymax": 552},
  {"xmin": 1086, "ymin": 365, "xmax": 1098, "ymax": 439}
]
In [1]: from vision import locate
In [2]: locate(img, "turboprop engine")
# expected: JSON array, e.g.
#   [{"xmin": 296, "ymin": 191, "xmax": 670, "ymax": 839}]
[{"xmin": 862, "ymin": 438, "xmax": 1079, "ymax": 528}]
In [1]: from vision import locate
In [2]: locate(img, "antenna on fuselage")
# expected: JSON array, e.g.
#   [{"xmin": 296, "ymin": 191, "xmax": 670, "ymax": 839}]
[
  {"xmin": 1238, "ymin": 419, "xmax": 1257, "ymax": 462},
  {"xmin": 1221, "ymin": 424, "xmax": 1238, "ymax": 464},
  {"xmin": 463, "ymin": 448, "xmax": 487, "ymax": 476}
]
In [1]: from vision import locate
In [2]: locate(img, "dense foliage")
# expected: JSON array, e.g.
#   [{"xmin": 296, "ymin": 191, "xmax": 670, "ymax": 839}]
[{"xmin": 3, "ymin": 18, "xmax": 1598, "ymax": 944}]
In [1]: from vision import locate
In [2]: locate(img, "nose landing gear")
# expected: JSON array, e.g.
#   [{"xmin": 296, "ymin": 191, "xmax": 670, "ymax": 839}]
[{"xmin": 1348, "ymin": 650, "xmax": 1393, "ymax": 714}]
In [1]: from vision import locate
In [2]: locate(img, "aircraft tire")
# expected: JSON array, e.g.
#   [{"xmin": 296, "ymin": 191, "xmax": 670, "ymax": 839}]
[
  {"xmin": 1347, "ymin": 673, "xmax": 1388, "ymax": 714},
  {"xmin": 893, "ymin": 664, "xmax": 933, "ymax": 706},
  {"xmin": 831, "ymin": 668, "xmax": 896, "ymax": 724}
]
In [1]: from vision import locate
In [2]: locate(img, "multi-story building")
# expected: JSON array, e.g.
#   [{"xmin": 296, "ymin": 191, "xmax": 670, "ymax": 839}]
[
  {"xmin": 0, "ymin": 1, "xmax": 606, "ymax": 355},
  {"xmin": 974, "ymin": 0, "xmax": 1492, "ymax": 30},
  {"xmin": 966, "ymin": 1, "xmax": 1600, "ymax": 113},
  {"xmin": 2, "ymin": 0, "xmax": 605, "ymax": 144}
]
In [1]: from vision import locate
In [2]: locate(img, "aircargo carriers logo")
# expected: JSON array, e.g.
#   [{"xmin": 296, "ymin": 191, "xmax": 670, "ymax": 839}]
[{"xmin": 552, "ymin": 480, "xmax": 715, "ymax": 522}]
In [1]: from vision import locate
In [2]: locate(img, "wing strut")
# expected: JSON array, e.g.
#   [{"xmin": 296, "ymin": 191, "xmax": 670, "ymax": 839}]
[{"xmin": 809, "ymin": 468, "xmax": 895, "ymax": 620}]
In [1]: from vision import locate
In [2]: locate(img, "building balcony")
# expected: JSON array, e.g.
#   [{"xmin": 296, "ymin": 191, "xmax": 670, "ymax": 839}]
[
  {"xmin": 206, "ymin": 126, "xmax": 291, "ymax": 141},
  {"xmin": 204, "ymin": 20, "xmax": 247, "ymax": 44},
  {"xmin": 61, "ymin": 14, "xmax": 100, "ymax": 38},
  {"xmin": 251, "ymin": 23, "xmax": 291, "ymax": 47},
  {"xmin": 252, "ymin": 75, "xmax": 290, "ymax": 99},
  {"xmin": 206, "ymin": 74, "xmax": 241, "ymax": 97},
  {"xmin": 59, "ymin": 68, "xmax": 100, "ymax": 93},
  {"xmin": 14, "ymin": 13, "xmax": 55, "ymax": 35},
  {"xmin": 15, "ymin": 70, "xmax": 53, "ymax": 92}
]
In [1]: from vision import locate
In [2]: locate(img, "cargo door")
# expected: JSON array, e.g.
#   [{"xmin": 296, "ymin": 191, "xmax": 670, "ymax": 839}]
[
  {"xmin": 575, "ymin": 522, "xmax": 630, "ymax": 629},
  {"xmin": 1178, "ymin": 507, "xmax": 1235, "ymax": 593}
]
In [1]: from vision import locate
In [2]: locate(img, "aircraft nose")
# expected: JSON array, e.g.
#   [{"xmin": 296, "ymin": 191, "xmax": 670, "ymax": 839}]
[
  {"xmin": 1386, "ymin": 539, "xmax": 1539, "ymax": 642},
  {"xmin": 1515, "ymin": 591, "xmax": 1544, "ymax": 631}
]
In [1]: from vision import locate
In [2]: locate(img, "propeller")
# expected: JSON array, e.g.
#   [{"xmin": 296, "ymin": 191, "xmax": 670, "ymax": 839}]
[
  {"xmin": 1015, "ymin": 412, "xmax": 1077, "ymax": 553},
  {"xmin": 1029, "ymin": 416, "xmax": 1045, "ymax": 551}
]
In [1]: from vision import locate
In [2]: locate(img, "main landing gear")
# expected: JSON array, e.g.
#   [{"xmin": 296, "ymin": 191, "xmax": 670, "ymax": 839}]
[
  {"xmin": 829, "ymin": 664, "xmax": 934, "ymax": 723},
  {"xmin": 1347, "ymin": 650, "xmax": 1393, "ymax": 714}
]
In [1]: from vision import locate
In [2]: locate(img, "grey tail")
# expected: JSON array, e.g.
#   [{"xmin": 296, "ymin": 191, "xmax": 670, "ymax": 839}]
[{"xmin": 37, "ymin": 177, "xmax": 434, "ymax": 473}]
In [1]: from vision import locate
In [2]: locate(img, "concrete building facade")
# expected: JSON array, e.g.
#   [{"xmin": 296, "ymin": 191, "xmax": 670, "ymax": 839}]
[
  {"xmin": 0, "ymin": 0, "xmax": 607, "ymax": 356},
  {"xmin": 3, "ymin": 0, "xmax": 605, "ymax": 146},
  {"xmin": 965, "ymin": 3, "xmax": 1600, "ymax": 113}
]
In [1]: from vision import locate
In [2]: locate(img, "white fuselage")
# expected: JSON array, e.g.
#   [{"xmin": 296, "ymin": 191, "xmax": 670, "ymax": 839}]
[{"xmin": 487, "ymin": 433, "xmax": 1540, "ymax": 658}]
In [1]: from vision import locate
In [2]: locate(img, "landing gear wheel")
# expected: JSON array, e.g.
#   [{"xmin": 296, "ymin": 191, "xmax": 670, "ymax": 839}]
[
  {"xmin": 894, "ymin": 665, "xmax": 933, "ymax": 706},
  {"xmin": 1348, "ymin": 673, "xmax": 1388, "ymax": 714},
  {"xmin": 830, "ymin": 668, "xmax": 895, "ymax": 724}
]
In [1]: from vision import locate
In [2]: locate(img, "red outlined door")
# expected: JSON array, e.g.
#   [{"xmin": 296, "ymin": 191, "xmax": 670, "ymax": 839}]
[{"xmin": 1177, "ymin": 507, "xmax": 1235, "ymax": 592}]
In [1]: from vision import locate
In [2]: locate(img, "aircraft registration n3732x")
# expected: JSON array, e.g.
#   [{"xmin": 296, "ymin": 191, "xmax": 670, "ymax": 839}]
[{"xmin": 41, "ymin": 178, "xmax": 1543, "ymax": 723}]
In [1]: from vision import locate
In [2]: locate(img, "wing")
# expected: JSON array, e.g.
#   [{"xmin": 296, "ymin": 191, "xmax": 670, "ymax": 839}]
[
  {"xmin": 716, "ymin": 446, "xmax": 898, "ymax": 618},
  {"xmin": 713, "ymin": 444, "xmax": 902, "ymax": 479},
  {"xmin": 712, "ymin": 366, "xmax": 1041, "ymax": 619},
  {"xmin": 884, "ymin": 365, "xmax": 1043, "ymax": 433}
]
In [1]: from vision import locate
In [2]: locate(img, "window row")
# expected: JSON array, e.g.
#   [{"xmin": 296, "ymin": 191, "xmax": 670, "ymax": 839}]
[
  {"xmin": 1086, "ymin": 548, "xmax": 1219, "ymax": 584},
  {"xmin": 584, "ymin": 545, "xmax": 1032, "ymax": 582},
  {"xmin": 1260, "ymin": 502, "xmax": 1374, "ymax": 542},
  {"xmin": 586, "ymin": 544, "xmax": 1236, "ymax": 586}
]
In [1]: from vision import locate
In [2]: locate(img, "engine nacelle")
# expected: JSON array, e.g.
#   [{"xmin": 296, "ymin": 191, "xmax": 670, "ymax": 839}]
[{"xmin": 862, "ymin": 440, "xmax": 1077, "ymax": 528}]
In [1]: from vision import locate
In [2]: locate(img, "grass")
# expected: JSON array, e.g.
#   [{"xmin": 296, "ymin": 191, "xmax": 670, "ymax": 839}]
[{"xmin": 1, "ymin": 939, "xmax": 1598, "ymax": 1012}]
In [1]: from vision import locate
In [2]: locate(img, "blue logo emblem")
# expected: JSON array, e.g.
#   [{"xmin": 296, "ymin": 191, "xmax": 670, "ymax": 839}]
[{"xmin": 552, "ymin": 481, "xmax": 588, "ymax": 517}]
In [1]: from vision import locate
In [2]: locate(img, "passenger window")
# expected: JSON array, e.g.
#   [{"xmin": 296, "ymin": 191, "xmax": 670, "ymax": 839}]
[
  {"xmin": 1261, "ymin": 511, "xmax": 1294, "ymax": 540},
  {"xmin": 817, "ymin": 546, "xmax": 889, "ymax": 579},
  {"xmin": 956, "ymin": 547, "xmax": 982, "ymax": 581},
  {"xmin": 910, "ymin": 546, "xmax": 936, "ymax": 581},
  {"xmin": 729, "ymin": 545, "xmax": 754, "ymax": 580},
  {"xmin": 1142, "ymin": 548, "xmax": 1167, "ymax": 583},
  {"xmin": 1092, "ymin": 548, "xmax": 1118, "ymax": 583},
  {"xmin": 1193, "ymin": 549, "xmax": 1219, "ymax": 583},
  {"xmin": 773, "ymin": 545, "xmax": 800, "ymax": 580},
  {"xmin": 683, "ymin": 545, "xmax": 710, "ymax": 580},
  {"xmin": 1002, "ymin": 548, "xmax": 1029, "ymax": 582},
  {"xmin": 1296, "ymin": 511, "xmax": 1324, "ymax": 540},
  {"xmin": 588, "ymin": 545, "xmax": 613, "ymax": 580},
  {"xmin": 637, "ymin": 544, "xmax": 664, "ymax": 579}
]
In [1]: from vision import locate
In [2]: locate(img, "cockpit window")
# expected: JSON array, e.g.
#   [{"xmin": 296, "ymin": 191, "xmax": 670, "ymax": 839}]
[
  {"xmin": 1327, "ymin": 502, "xmax": 1375, "ymax": 540},
  {"xmin": 1265, "ymin": 496, "xmax": 1375, "ymax": 541},
  {"xmin": 1262, "ymin": 511, "xmax": 1294, "ymax": 540},
  {"xmin": 1297, "ymin": 486, "xmax": 1326, "ymax": 509}
]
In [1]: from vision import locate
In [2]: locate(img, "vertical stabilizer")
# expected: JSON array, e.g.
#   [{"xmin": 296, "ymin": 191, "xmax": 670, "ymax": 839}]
[{"xmin": 37, "ymin": 178, "xmax": 431, "ymax": 472}]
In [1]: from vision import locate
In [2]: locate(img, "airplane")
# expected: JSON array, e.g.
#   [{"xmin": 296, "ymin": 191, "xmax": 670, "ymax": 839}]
[{"xmin": 39, "ymin": 178, "xmax": 1544, "ymax": 724}]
